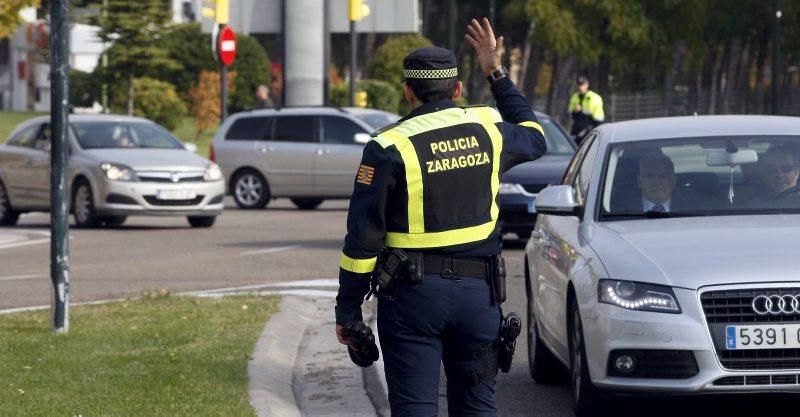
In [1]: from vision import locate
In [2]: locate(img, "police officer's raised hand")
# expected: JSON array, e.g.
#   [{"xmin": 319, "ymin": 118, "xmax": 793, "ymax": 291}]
[{"xmin": 464, "ymin": 18, "xmax": 504, "ymax": 76}]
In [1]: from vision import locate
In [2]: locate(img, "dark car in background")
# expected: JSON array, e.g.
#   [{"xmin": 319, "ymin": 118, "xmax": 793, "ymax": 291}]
[{"xmin": 499, "ymin": 112, "xmax": 576, "ymax": 239}]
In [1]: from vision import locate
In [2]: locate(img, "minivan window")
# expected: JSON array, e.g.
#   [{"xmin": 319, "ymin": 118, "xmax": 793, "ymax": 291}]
[
  {"xmin": 320, "ymin": 116, "xmax": 366, "ymax": 144},
  {"xmin": 274, "ymin": 116, "xmax": 315, "ymax": 142},
  {"xmin": 225, "ymin": 116, "xmax": 272, "ymax": 141},
  {"xmin": 6, "ymin": 125, "xmax": 39, "ymax": 148}
]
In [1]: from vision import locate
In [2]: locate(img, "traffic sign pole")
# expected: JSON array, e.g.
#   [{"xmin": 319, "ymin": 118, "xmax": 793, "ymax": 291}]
[
  {"xmin": 217, "ymin": 25, "xmax": 236, "ymax": 122},
  {"xmin": 50, "ymin": 0, "xmax": 70, "ymax": 334}
]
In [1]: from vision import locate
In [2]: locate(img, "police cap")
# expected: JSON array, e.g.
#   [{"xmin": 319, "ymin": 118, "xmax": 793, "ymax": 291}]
[{"xmin": 402, "ymin": 47, "xmax": 458, "ymax": 81}]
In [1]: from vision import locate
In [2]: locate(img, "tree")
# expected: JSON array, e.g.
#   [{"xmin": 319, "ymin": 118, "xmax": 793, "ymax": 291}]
[
  {"xmin": 367, "ymin": 34, "xmax": 433, "ymax": 92},
  {"xmin": 189, "ymin": 70, "xmax": 234, "ymax": 138},
  {"xmin": 157, "ymin": 23, "xmax": 217, "ymax": 102},
  {"xmin": 0, "ymin": 0, "xmax": 38, "ymax": 39},
  {"xmin": 91, "ymin": 0, "xmax": 179, "ymax": 115},
  {"xmin": 227, "ymin": 35, "xmax": 270, "ymax": 113},
  {"xmin": 129, "ymin": 77, "xmax": 186, "ymax": 131},
  {"xmin": 69, "ymin": 69, "xmax": 100, "ymax": 108},
  {"xmin": 330, "ymin": 79, "xmax": 401, "ymax": 114}
]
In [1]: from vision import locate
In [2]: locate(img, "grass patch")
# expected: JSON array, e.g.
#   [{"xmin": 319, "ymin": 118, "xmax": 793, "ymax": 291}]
[
  {"xmin": 0, "ymin": 294, "xmax": 279, "ymax": 416},
  {"xmin": 173, "ymin": 117, "xmax": 216, "ymax": 159},
  {"xmin": 0, "ymin": 111, "xmax": 46, "ymax": 143}
]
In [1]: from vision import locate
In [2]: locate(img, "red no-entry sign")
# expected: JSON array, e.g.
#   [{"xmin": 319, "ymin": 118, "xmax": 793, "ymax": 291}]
[{"xmin": 218, "ymin": 26, "xmax": 237, "ymax": 67}]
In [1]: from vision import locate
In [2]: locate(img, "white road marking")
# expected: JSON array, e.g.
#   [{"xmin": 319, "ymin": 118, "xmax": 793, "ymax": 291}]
[
  {"xmin": 0, "ymin": 238, "xmax": 51, "ymax": 251},
  {"xmin": 240, "ymin": 245, "xmax": 302, "ymax": 256},
  {"xmin": 0, "ymin": 297, "xmax": 127, "ymax": 315},
  {"xmin": 178, "ymin": 278, "xmax": 339, "ymax": 297},
  {"xmin": 194, "ymin": 289, "xmax": 338, "ymax": 298},
  {"xmin": 0, "ymin": 274, "xmax": 44, "ymax": 282}
]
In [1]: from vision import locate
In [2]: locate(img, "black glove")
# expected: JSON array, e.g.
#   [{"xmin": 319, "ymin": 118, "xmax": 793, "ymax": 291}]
[{"xmin": 343, "ymin": 320, "xmax": 380, "ymax": 367}]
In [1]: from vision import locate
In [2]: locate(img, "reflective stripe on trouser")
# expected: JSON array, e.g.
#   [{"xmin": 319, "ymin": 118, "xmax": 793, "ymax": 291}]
[{"xmin": 378, "ymin": 273, "xmax": 501, "ymax": 417}]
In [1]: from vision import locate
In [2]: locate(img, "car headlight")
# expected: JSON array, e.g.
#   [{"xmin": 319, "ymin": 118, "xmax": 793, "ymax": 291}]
[
  {"xmin": 499, "ymin": 182, "xmax": 526, "ymax": 195},
  {"xmin": 100, "ymin": 162, "xmax": 137, "ymax": 181},
  {"xmin": 204, "ymin": 163, "xmax": 223, "ymax": 181},
  {"xmin": 598, "ymin": 280, "xmax": 681, "ymax": 313}
]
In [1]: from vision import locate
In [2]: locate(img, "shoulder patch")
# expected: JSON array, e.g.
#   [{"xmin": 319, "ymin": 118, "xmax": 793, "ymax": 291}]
[
  {"xmin": 356, "ymin": 164, "xmax": 375, "ymax": 186},
  {"xmin": 370, "ymin": 121, "xmax": 402, "ymax": 137}
]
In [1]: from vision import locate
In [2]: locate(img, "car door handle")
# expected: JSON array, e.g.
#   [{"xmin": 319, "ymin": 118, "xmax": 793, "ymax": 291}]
[
  {"xmin": 316, "ymin": 148, "xmax": 331, "ymax": 155},
  {"xmin": 261, "ymin": 146, "xmax": 274, "ymax": 153}
]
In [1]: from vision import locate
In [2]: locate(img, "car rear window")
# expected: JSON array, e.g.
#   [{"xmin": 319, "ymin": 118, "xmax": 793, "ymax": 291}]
[
  {"xmin": 273, "ymin": 116, "xmax": 315, "ymax": 142},
  {"xmin": 225, "ymin": 116, "xmax": 273, "ymax": 141}
]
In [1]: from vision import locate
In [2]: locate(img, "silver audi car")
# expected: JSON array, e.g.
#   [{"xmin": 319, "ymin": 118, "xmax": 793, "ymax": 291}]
[
  {"xmin": 0, "ymin": 115, "xmax": 225, "ymax": 228},
  {"xmin": 524, "ymin": 115, "xmax": 800, "ymax": 416}
]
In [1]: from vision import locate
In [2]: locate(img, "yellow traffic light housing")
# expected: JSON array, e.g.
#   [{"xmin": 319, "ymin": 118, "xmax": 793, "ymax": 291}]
[
  {"xmin": 349, "ymin": 0, "xmax": 370, "ymax": 22},
  {"xmin": 355, "ymin": 91, "xmax": 368, "ymax": 108},
  {"xmin": 202, "ymin": 0, "xmax": 229, "ymax": 24}
]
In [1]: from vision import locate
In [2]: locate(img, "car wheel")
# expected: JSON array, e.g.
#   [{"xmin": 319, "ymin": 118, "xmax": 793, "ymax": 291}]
[
  {"xmin": 100, "ymin": 216, "xmax": 127, "ymax": 227},
  {"xmin": 187, "ymin": 216, "xmax": 216, "ymax": 228},
  {"xmin": 570, "ymin": 301, "xmax": 608, "ymax": 417},
  {"xmin": 232, "ymin": 170, "xmax": 270, "ymax": 209},
  {"xmin": 0, "ymin": 181, "xmax": 20, "ymax": 226},
  {"xmin": 73, "ymin": 180, "xmax": 100, "ymax": 228},
  {"xmin": 291, "ymin": 198, "xmax": 323, "ymax": 210},
  {"xmin": 526, "ymin": 258, "xmax": 566, "ymax": 384}
]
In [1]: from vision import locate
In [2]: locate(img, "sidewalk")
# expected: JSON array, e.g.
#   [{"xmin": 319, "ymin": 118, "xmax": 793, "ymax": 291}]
[
  {"xmin": 249, "ymin": 295, "xmax": 388, "ymax": 417},
  {"xmin": 249, "ymin": 290, "xmax": 454, "ymax": 417}
]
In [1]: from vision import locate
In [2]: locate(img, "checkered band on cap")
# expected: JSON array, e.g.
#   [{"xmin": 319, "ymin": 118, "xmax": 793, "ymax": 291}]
[{"xmin": 402, "ymin": 67, "xmax": 458, "ymax": 80}]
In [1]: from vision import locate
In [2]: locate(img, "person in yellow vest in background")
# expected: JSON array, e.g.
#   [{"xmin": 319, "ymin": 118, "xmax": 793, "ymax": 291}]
[{"xmin": 568, "ymin": 75, "xmax": 604, "ymax": 144}]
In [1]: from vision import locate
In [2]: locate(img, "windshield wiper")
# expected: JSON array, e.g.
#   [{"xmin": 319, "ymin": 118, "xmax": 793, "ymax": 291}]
[{"xmin": 601, "ymin": 211, "xmax": 708, "ymax": 219}]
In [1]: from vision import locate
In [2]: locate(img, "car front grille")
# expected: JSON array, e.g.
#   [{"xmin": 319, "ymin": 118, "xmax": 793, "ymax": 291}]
[
  {"xmin": 713, "ymin": 374, "xmax": 800, "ymax": 386},
  {"xmin": 137, "ymin": 171, "xmax": 205, "ymax": 183},
  {"xmin": 143, "ymin": 196, "xmax": 204, "ymax": 206},
  {"xmin": 701, "ymin": 288, "xmax": 800, "ymax": 370}
]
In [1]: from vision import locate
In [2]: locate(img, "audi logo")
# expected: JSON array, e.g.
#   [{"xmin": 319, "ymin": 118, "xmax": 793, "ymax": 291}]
[{"xmin": 752, "ymin": 295, "xmax": 800, "ymax": 315}]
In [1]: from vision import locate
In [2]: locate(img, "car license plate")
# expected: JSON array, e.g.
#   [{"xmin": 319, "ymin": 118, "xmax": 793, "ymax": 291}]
[
  {"xmin": 527, "ymin": 199, "xmax": 536, "ymax": 213},
  {"xmin": 155, "ymin": 189, "xmax": 196, "ymax": 200},
  {"xmin": 726, "ymin": 324, "xmax": 800, "ymax": 350}
]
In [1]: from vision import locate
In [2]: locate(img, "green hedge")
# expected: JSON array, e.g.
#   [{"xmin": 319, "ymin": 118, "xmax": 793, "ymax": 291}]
[
  {"xmin": 130, "ymin": 77, "xmax": 187, "ymax": 131},
  {"xmin": 331, "ymin": 79, "xmax": 401, "ymax": 114}
]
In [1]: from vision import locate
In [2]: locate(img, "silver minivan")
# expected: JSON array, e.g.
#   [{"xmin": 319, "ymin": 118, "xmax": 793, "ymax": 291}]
[{"xmin": 211, "ymin": 107, "xmax": 400, "ymax": 210}]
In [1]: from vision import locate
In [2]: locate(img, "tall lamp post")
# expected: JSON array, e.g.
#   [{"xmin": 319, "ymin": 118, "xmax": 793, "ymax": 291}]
[{"xmin": 349, "ymin": 0, "xmax": 370, "ymax": 106}]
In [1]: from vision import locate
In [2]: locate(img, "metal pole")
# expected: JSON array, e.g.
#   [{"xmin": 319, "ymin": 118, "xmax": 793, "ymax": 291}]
[
  {"xmin": 101, "ymin": 0, "xmax": 108, "ymax": 113},
  {"xmin": 50, "ymin": 0, "xmax": 70, "ymax": 334},
  {"xmin": 772, "ymin": 0, "xmax": 782, "ymax": 115},
  {"xmin": 323, "ymin": 0, "xmax": 331, "ymax": 106},
  {"xmin": 220, "ymin": 64, "xmax": 227, "ymax": 122},
  {"xmin": 349, "ymin": 19, "xmax": 356, "ymax": 107}
]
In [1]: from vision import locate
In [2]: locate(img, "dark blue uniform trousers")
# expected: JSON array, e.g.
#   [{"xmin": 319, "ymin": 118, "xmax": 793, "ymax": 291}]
[{"xmin": 378, "ymin": 273, "xmax": 502, "ymax": 416}]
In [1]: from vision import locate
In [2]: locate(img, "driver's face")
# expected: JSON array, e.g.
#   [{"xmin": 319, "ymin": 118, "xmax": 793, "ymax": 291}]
[
  {"xmin": 762, "ymin": 153, "xmax": 799, "ymax": 194},
  {"xmin": 638, "ymin": 163, "xmax": 676, "ymax": 203}
]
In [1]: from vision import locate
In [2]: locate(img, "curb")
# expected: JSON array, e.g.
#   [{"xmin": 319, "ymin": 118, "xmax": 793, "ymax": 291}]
[{"xmin": 249, "ymin": 296, "xmax": 317, "ymax": 417}]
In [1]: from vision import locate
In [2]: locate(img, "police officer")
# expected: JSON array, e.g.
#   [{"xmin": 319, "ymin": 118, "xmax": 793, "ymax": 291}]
[
  {"xmin": 335, "ymin": 18, "xmax": 546, "ymax": 416},
  {"xmin": 568, "ymin": 75, "xmax": 605, "ymax": 144}
]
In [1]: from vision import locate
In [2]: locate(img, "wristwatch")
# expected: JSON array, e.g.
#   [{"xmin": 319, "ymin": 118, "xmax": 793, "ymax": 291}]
[{"xmin": 486, "ymin": 67, "xmax": 509, "ymax": 84}]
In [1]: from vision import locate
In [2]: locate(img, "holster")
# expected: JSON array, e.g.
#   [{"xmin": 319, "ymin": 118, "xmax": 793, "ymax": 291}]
[
  {"xmin": 371, "ymin": 249, "xmax": 424, "ymax": 297},
  {"xmin": 497, "ymin": 312, "xmax": 522, "ymax": 373},
  {"xmin": 489, "ymin": 255, "xmax": 507, "ymax": 304}
]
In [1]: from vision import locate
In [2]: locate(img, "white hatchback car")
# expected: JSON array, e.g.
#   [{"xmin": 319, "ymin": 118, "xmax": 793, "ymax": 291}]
[
  {"xmin": 525, "ymin": 116, "xmax": 800, "ymax": 416},
  {"xmin": 0, "ymin": 115, "xmax": 225, "ymax": 228}
]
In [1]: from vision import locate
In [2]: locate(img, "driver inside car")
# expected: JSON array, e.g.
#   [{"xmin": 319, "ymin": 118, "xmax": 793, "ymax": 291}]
[
  {"xmin": 748, "ymin": 146, "xmax": 800, "ymax": 205},
  {"xmin": 617, "ymin": 152, "xmax": 701, "ymax": 213}
]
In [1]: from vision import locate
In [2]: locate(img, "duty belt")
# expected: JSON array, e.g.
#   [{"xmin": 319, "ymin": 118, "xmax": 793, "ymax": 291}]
[{"xmin": 421, "ymin": 255, "xmax": 490, "ymax": 280}]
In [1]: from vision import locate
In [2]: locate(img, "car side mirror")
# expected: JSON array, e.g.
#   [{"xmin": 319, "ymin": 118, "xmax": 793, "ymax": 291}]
[
  {"xmin": 535, "ymin": 185, "xmax": 581, "ymax": 216},
  {"xmin": 354, "ymin": 133, "xmax": 371, "ymax": 144},
  {"xmin": 184, "ymin": 143, "xmax": 198, "ymax": 153}
]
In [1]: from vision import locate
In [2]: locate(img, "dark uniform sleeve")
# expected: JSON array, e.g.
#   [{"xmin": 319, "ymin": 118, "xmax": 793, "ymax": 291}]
[
  {"xmin": 335, "ymin": 140, "xmax": 396, "ymax": 325},
  {"xmin": 490, "ymin": 77, "xmax": 548, "ymax": 171}
]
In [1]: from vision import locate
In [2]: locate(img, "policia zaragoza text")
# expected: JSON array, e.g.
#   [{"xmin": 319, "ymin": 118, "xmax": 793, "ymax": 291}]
[
  {"xmin": 335, "ymin": 18, "xmax": 547, "ymax": 416},
  {"xmin": 427, "ymin": 136, "xmax": 491, "ymax": 173}
]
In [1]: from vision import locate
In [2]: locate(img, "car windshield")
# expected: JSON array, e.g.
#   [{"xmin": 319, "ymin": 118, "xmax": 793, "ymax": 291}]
[
  {"xmin": 599, "ymin": 136, "xmax": 800, "ymax": 219},
  {"xmin": 539, "ymin": 119, "xmax": 574, "ymax": 155},
  {"xmin": 72, "ymin": 121, "xmax": 183, "ymax": 150},
  {"xmin": 354, "ymin": 113, "xmax": 401, "ymax": 131}
]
